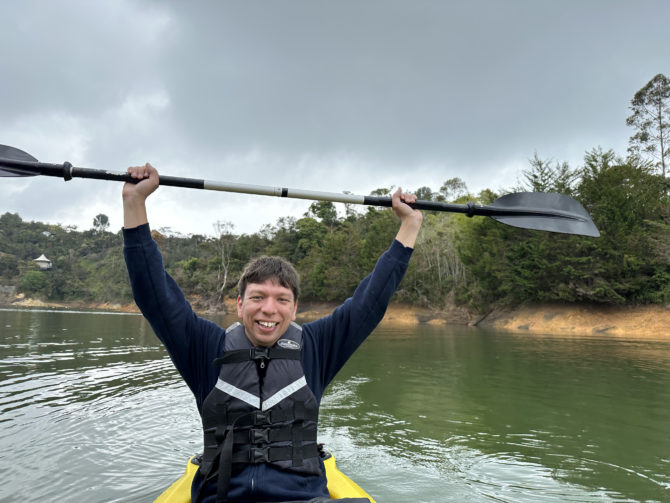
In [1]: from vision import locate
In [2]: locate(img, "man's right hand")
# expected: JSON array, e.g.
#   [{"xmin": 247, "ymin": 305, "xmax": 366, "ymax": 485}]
[
  {"xmin": 392, "ymin": 187, "xmax": 423, "ymax": 249},
  {"xmin": 123, "ymin": 163, "xmax": 159, "ymax": 229},
  {"xmin": 123, "ymin": 163, "xmax": 159, "ymax": 203}
]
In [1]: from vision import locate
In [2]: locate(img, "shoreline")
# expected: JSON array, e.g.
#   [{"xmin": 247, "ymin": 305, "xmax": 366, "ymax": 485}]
[
  {"xmin": 475, "ymin": 302, "xmax": 670, "ymax": 339},
  {"xmin": 4, "ymin": 295, "xmax": 670, "ymax": 338}
]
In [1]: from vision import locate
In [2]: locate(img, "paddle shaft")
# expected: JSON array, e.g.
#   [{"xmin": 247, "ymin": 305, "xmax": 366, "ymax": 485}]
[{"xmin": 0, "ymin": 157, "xmax": 585, "ymax": 221}]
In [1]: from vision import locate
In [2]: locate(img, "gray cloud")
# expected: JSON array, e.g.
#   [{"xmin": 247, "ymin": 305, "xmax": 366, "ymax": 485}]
[
  {"xmin": 156, "ymin": 1, "xmax": 663, "ymax": 165},
  {"xmin": 1, "ymin": 0, "xmax": 668, "ymax": 235}
]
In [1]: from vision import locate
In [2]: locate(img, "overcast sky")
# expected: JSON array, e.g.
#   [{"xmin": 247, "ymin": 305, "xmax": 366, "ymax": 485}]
[{"xmin": 1, "ymin": 0, "xmax": 668, "ymax": 236}]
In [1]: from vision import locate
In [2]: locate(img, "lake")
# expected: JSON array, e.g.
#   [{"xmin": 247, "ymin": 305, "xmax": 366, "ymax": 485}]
[{"xmin": 1, "ymin": 308, "xmax": 669, "ymax": 502}]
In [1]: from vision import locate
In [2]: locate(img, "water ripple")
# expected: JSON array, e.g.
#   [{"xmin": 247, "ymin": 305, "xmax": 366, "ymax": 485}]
[{"xmin": 2, "ymin": 310, "xmax": 670, "ymax": 502}]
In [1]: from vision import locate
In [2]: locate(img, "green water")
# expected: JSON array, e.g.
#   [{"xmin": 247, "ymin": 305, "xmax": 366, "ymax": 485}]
[{"xmin": 1, "ymin": 308, "xmax": 669, "ymax": 502}]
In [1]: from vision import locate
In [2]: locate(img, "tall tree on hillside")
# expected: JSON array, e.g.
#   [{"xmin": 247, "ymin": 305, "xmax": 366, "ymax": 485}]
[
  {"xmin": 92, "ymin": 214, "xmax": 109, "ymax": 233},
  {"xmin": 626, "ymin": 73, "xmax": 670, "ymax": 176},
  {"xmin": 438, "ymin": 177, "xmax": 467, "ymax": 202},
  {"xmin": 212, "ymin": 220, "xmax": 235, "ymax": 300},
  {"xmin": 414, "ymin": 186, "xmax": 436, "ymax": 201}
]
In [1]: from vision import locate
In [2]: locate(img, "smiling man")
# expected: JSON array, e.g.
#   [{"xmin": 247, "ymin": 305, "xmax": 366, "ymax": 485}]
[
  {"xmin": 236, "ymin": 257, "xmax": 300, "ymax": 348},
  {"xmin": 122, "ymin": 163, "xmax": 422, "ymax": 503}
]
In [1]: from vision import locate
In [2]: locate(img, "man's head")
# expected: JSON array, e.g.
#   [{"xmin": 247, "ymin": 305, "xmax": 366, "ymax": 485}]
[
  {"xmin": 236, "ymin": 256, "xmax": 300, "ymax": 347},
  {"xmin": 238, "ymin": 256, "xmax": 300, "ymax": 302}
]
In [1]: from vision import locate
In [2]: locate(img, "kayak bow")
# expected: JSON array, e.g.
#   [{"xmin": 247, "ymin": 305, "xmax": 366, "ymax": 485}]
[{"xmin": 154, "ymin": 450, "xmax": 375, "ymax": 502}]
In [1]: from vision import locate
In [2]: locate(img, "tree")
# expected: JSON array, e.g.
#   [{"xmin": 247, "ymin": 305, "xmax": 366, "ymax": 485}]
[
  {"xmin": 414, "ymin": 186, "xmax": 436, "ymax": 201},
  {"xmin": 517, "ymin": 153, "xmax": 576, "ymax": 194},
  {"xmin": 411, "ymin": 212, "xmax": 466, "ymax": 305},
  {"xmin": 0, "ymin": 254, "xmax": 19, "ymax": 277},
  {"xmin": 307, "ymin": 201, "xmax": 338, "ymax": 228},
  {"xmin": 573, "ymin": 148, "xmax": 669, "ymax": 303},
  {"xmin": 93, "ymin": 214, "xmax": 110, "ymax": 233},
  {"xmin": 438, "ymin": 178, "xmax": 467, "ymax": 202},
  {"xmin": 212, "ymin": 220, "xmax": 236, "ymax": 300},
  {"xmin": 20, "ymin": 270, "xmax": 48, "ymax": 296},
  {"xmin": 296, "ymin": 217, "xmax": 327, "ymax": 258},
  {"xmin": 626, "ymin": 73, "xmax": 670, "ymax": 176},
  {"xmin": 369, "ymin": 187, "xmax": 394, "ymax": 197}
]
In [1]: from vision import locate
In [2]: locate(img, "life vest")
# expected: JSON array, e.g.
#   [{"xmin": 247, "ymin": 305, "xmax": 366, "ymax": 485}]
[{"xmin": 198, "ymin": 322, "xmax": 322, "ymax": 502}]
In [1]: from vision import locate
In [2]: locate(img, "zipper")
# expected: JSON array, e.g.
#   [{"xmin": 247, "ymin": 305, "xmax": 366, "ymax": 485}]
[
  {"xmin": 256, "ymin": 358, "xmax": 266, "ymax": 410},
  {"xmin": 253, "ymin": 356, "xmax": 264, "ymax": 497}
]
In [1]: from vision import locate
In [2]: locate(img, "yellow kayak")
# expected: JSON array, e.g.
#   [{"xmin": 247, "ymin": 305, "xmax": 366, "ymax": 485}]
[{"xmin": 155, "ymin": 451, "xmax": 375, "ymax": 502}]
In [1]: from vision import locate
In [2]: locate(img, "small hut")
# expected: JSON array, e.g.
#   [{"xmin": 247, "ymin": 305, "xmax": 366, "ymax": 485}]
[{"xmin": 33, "ymin": 254, "xmax": 52, "ymax": 270}]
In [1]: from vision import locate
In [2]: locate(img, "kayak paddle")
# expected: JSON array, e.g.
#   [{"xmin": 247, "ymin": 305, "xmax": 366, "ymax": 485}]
[{"xmin": 0, "ymin": 144, "xmax": 600, "ymax": 237}]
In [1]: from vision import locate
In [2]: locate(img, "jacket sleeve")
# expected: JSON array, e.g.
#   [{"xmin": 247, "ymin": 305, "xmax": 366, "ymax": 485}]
[
  {"xmin": 123, "ymin": 223, "xmax": 223, "ymax": 404},
  {"xmin": 302, "ymin": 239, "xmax": 413, "ymax": 397}
]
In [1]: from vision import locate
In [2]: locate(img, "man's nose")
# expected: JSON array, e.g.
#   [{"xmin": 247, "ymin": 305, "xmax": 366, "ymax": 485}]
[{"xmin": 261, "ymin": 297, "xmax": 277, "ymax": 313}]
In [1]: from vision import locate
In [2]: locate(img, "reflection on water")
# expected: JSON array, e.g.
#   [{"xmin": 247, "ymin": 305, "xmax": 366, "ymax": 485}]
[
  {"xmin": 0, "ymin": 309, "xmax": 200, "ymax": 503},
  {"xmin": 1, "ymin": 309, "xmax": 669, "ymax": 502},
  {"xmin": 321, "ymin": 326, "xmax": 670, "ymax": 502}
]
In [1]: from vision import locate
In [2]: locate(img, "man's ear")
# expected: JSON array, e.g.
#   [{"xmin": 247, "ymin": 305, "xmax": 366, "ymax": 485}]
[
  {"xmin": 291, "ymin": 301, "xmax": 298, "ymax": 321},
  {"xmin": 236, "ymin": 295, "xmax": 243, "ymax": 318}
]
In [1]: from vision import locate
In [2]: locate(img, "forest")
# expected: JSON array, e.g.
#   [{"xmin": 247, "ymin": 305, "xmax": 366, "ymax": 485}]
[{"xmin": 1, "ymin": 74, "xmax": 669, "ymax": 313}]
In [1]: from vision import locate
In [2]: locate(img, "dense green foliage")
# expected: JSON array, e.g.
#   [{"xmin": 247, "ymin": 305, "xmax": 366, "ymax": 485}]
[
  {"xmin": 0, "ymin": 212, "xmax": 131, "ymax": 303},
  {"xmin": 460, "ymin": 149, "xmax": 670, "ymax": 308},
  {"xmin": 2, "ymin": 146, "xmax": 670, "ymax": 312}
]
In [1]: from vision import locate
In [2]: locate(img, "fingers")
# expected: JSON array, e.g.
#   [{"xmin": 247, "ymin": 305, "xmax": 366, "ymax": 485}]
[
  {"xmin": 392, "ymin": 187, "xmax": 402, "ymax": 205},
  {"xmin": 391, "ymin": 187, "xmax": 422, "ymax": 223},
  {"xmin": 126, "ymin": 162, "xmax": 156, "ymax": 180},
  {"xmin": 391, "ymin": 187, "xmax": 423, "ymax": 245},
  {"xmin": 122, "ymin": 162, "xmax": 159, "ymax": 203},
  {"xmin": 392, "ymin": 187, "xmax": 417, "ymax": 206},
  {"xmin": 401, "ymin": 190, "xmax": 417, "ymax": 205}
]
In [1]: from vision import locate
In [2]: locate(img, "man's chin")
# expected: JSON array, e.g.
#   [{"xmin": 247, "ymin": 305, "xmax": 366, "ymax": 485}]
[{"xmin": 254, "ymin": 333, "xmax": 279, "ymax": 347}]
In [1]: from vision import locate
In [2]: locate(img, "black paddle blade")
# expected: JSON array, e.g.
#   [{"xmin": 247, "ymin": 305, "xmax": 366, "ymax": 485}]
[
  {"xmin": 490, "ymin": 192, "xmax": 600, "ymax": 237},
  {"xmin": 0, "ymin": 145, "xmax": 39, "ymax": 176}
]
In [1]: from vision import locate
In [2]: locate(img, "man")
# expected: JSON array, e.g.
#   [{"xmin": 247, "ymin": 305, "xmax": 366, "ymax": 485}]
[{"xmin": 123, "ymin": 163, "xmax": 422, "ymax": 502}]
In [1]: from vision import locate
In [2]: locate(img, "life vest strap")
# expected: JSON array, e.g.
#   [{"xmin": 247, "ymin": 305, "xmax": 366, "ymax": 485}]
[
  {"xmin": 212, "ymin": 347, "xmax": 301, "ymax": 366},
  {"xmin": 233, "ymin": 407, "xmax": 318, "ymax": 427},
  {"xmin": 232, "ymin": 424, "xmax": 317, "ymax": 444},
  {"xmin": 231, "ymin": 443, "xmax": 319, "ymax": 464}
]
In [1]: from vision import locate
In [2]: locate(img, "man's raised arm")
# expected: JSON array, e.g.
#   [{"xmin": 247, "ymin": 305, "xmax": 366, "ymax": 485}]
[
  {"xmin": 391, "ymin": 187, "xmax": 423, "ymax": 248},
  {"xmin": 122, "ymin": 162, "xmax": 159, "ymax": 228}
]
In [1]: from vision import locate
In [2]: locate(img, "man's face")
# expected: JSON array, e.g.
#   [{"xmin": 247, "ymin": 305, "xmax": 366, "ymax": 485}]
[{"xmin": 237, "ymin": 279, "xmax": 298, "ymax": 347}]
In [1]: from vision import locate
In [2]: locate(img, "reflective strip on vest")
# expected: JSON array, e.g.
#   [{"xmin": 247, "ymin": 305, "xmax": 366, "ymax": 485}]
[
  {"xmin": 215, "ymin": 379, "xmax": 260, "ymax": 409},
  {"xmin": 215, "ymin": 376, "xmax": 307, "ymax": 411},
  {"xmin": 262, "ymin": 376, "xmax": 307, "ymax": 411}
]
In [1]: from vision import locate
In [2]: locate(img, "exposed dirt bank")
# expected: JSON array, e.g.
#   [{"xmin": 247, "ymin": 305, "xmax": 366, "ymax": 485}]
[
  {"xmin": 476, "ymin": 303, "xmax": 670, "ymax": 338},
  {"xmin": 5, "ymin": 294, "xmax": 140, "ymax": 313},
  {"xmin": 4, "ymin": 294, "xmax": 670, "ymax": 338},
  {"xmin": 299, "ymin": 301, "xmax": 670, "ymax": 338}
]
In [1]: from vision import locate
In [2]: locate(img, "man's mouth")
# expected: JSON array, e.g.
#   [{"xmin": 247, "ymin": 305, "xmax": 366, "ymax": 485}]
[{"xmin": 257, "ymin": 321, "xmax": 279, "ymax": 329}]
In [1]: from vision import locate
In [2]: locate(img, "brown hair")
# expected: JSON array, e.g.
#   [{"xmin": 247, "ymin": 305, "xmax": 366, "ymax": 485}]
[{"xmin": 238, "ymin": 256, "xmax": 300, "ymax": 302}]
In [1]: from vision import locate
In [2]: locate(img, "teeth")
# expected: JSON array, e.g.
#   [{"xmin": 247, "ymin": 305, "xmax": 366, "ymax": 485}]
[{"xmin": 258, "ymin": 321, "xmax": 277, "ymax": 328}]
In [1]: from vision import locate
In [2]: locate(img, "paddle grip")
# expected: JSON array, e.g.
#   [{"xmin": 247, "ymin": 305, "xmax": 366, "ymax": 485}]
[
  {"xmin": 363, "ymin": 195, "xmax": 473, "ymax": 214},
  {"xmin": 67, "ymin": 168, "xmax": 205, "ymax": 189}
]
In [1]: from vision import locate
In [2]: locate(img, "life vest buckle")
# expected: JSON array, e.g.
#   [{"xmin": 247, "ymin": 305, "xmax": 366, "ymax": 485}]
[
  {"xmin": 250, "ymin": 427, "xmax": 270, "ymax": 444},
  {"xmin": 252, "ymin": 347, "xmax": 270, "ymax": 361},
  {"xmin": 250, "ymin": 446, "xmax": 270, "ymax": 463},
  {"xmin": 253, "ymin": 410, "xmax": 269, "ymax": 425}
]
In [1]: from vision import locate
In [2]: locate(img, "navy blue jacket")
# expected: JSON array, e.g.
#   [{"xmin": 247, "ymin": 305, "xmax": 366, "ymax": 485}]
[{"xmin": 123, "ymin": 223, "xmax": 413, "ymax": 502}]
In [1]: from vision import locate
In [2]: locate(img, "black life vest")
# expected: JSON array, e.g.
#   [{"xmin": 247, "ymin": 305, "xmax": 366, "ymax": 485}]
[{"xmin": 199, "ymin": 322, "xmax": 322, "ymax": 502}]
